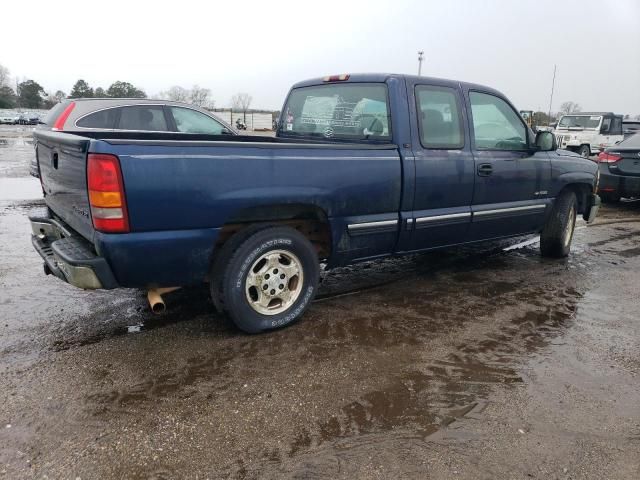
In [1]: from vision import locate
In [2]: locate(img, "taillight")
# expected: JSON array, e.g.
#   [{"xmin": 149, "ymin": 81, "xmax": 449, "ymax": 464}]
[
  {"xmin": 597, "ymin": 152, "xmax": 622, "ymax": 163},
  {"xmin": 87, "ymin": 153, "xmax": 129, "ymax": 233},
  {"xmin": 52, "ymin": 102, "xmax": 75, "ymax": 131}
]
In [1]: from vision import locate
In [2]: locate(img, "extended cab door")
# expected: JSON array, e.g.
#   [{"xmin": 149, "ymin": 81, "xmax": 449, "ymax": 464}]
[
  {"xmin": 396, "ymin": 80, "xmax": 475, "ymax": 252},
  {"xmin": 465, "ymin": 89, "xmax": 551, "ymax": 240}
]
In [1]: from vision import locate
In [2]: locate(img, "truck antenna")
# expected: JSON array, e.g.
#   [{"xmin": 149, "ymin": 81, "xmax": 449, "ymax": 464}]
[{"xmin": 417, "ymin": 51, "xmax": 424, "ymax": 76}]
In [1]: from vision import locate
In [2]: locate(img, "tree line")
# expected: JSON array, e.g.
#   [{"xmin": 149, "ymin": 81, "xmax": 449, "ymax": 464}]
[{"xmin": 0, "ymin": 64, "xmax": 253, "ymax": 115}]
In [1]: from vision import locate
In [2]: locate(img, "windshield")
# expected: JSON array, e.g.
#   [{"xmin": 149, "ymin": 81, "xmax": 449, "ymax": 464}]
[
  {"xmin": 558, "ymin": 115, "xmax": 601, "ymax": 129},
  {"xmin": 279, "ymin": 83, "xmax": 391, "ymax": 141}
]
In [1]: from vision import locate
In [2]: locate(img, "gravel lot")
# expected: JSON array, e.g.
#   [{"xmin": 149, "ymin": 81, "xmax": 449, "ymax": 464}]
[{"xmin": 1, "ymin": 125, "xmax": 639, "ymax": 479}]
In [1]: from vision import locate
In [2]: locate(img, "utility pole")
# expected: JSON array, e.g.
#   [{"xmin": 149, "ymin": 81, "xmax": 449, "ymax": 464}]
[
  {"xmin": 417, "ymin": 51, "xmax": 424, "ymax": 76},
  {"xmin": 16, "ymin": 77, "xmax": 20, "ymax": 111},
  {"xmin": 547, "ymin": 64, "xmax": 556, "ymax": 125}
]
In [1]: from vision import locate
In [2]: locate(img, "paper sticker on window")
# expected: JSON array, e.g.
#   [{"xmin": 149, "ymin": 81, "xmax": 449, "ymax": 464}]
[
  {"xmin": 590, "ymin": 116, "xmax": 600, "ymax": 120},
  {"xmin": 286, "ymin": 123, "xmax": 293, "ymax": 131}
]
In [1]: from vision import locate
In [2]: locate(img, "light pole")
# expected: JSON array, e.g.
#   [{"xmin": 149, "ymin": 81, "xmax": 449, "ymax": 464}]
[
  {"xmin": 547, "ymin": 64, "xmax": 557, "ymax": 126},
  {"xmin": 417, "ymin": 51, "xmax": 424, "ymax": 76}
]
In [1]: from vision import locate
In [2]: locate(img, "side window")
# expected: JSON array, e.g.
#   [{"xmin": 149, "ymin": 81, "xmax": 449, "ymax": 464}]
[
  {"xmin": 170, "ymin": 107, "xmax": 225, "ymax": 134},
  {"xmin": 609, "ymin": 117, "xmax": 622, "ymax": 135},
  {"xmin": 117, "ymin": 105, "xmax": 168, "ymax": 131},
  {"xmin": 76, "ymin": 108, "xmax": 118, "ymax": 129},
  {"xmin": 469, "ymin": 92, "xmax": 527, "ymax": 150},
  {"xmin": 416, "ymin": 85, "xmax": 463, "ymax": 148},
  {"xmin": 600, "ymin": 117, "xmax": 612, "ymax": 134}
]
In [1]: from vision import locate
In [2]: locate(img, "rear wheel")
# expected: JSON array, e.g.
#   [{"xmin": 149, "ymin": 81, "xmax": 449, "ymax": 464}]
[
  {"xmin": 540, "ymin": 190, "xmax": 577, "ymax": 258},
  {"xmin": 578, "ymin": 145, "xmax": 591, "ymax": 158},
  {"xmin": 211, "ymin": 226, "xmax": 319, "ymax": 333}
]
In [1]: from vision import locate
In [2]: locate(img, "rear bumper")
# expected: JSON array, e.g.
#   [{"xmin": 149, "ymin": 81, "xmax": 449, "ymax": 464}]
[
  {"xmin": 598, "ymin": 167, "xmax": 640, "ymax": 197},
  {"xmin": 29, "ymin": 215, "xmax": 119, "ymax": 289}
]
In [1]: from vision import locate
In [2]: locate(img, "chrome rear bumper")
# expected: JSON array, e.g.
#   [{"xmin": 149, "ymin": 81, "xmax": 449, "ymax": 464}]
[{"xmin": 29, "ymin": 215, "xmax": 119, "ymax": 290}]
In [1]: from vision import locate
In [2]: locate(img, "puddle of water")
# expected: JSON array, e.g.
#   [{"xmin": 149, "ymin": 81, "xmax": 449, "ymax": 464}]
[{"xmin": 0, "ymin": 177, "xmax": 42, "ymax": 202}]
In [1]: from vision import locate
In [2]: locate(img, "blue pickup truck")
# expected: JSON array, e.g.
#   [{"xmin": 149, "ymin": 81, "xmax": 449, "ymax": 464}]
[{"xmin": 30, "ymin": 73, "xmax": 600, "ymax": 333}]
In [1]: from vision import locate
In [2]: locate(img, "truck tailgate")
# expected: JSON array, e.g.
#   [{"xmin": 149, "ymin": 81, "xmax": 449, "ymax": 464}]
[{"xmin": 35, "ymin": 130, "xmax": 94, "ymax": 241}]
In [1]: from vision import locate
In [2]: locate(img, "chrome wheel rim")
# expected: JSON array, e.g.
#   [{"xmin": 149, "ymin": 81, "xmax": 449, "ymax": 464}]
[
  {"xmin": 563, "ymin": 206, "xmax": 576, "ymax": 247},
  {"xmin": 580, "ymin": 148, "xmax": 589, "ymax": 158},
  {"xmin": 245, "ymin": 250, "xmax": 304, "ymax": 315}
]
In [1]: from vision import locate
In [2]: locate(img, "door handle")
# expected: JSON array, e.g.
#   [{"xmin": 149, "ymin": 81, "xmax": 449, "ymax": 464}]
[{"xmin": 477, "ymin": 163, "xmax": 493, "ymax": 176}]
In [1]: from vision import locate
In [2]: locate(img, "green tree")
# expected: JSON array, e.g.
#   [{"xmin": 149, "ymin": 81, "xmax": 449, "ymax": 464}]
[
  {"xmin": 94, "ymin": 87, "xmax": 106, "ymax": 97},
  {"xmin": 0, "ymin": 85, "xmax": 16, "ymax": 108},
  {"xmin": 106, "ymin": 81, "xmax": 146, "ymax": 98},
  {"xmin": 18, "ymin": 80, "xmax": 45, "ymax": 108},
  {"xmin": 69, "ymin": 79, "xmax": 94, "ymax": 98}
]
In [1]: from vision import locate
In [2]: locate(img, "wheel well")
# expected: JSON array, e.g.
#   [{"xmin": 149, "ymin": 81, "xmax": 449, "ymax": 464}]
[
  {"xmin": 214, "ymin": 204, "xmax": 332, "ymax": 260},
  {"xmin": 559, "ymin": 183, "xmax": 591, "ymax": 214}
]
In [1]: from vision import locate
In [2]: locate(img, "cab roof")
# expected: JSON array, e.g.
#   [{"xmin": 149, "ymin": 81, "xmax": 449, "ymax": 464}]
[{"xmin": 290, "ymin": 72, "xmax": 506, "ymax": 98}]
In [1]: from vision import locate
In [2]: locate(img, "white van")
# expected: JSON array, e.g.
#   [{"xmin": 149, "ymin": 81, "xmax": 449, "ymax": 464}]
[{"xmin": 555, "ymin": 112, "xmax": 623, "ymax": 158}]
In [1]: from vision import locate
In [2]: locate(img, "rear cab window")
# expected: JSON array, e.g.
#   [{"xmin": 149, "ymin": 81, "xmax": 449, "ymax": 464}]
[{"xmin": 279, "ymin": 83, "xmax": 391, "ymax": 141}]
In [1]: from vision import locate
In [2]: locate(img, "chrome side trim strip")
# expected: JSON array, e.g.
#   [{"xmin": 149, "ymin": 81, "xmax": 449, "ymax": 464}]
[
  {"xmin": 415, "ymin": 212, "xmax": 471, "ymax": 224},
  {"xmin": 474, "ymin": 204, "xmax": 546, "ymax": 217},
  {"xmin": 347, "ymin": 219, "xmax": 398, "ymax": 234}
]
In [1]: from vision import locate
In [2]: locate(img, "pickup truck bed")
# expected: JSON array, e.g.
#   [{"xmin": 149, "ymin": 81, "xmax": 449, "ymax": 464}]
[{"xmin": 34, "ymin": 130, "xmax": 401, "ymax": 288}]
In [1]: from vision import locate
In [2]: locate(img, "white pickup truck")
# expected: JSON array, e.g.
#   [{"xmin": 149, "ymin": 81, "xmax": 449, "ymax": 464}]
[{"xmin": 555, "ymin": 112, "xmax": 623, "ymax": 158}]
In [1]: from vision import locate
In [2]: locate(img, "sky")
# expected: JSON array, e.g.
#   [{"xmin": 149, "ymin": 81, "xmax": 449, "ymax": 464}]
[{"xmin": 1, "ymin": 0, "xmax": 639, "ymax": 114}]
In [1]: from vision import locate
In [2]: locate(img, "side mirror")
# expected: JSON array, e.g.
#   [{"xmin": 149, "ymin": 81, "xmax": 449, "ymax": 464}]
[{"xmin": 535, "ymin": 130, "xmax": 556, "ymax": 151}]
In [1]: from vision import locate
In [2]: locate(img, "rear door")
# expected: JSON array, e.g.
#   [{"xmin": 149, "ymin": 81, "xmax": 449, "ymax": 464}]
[
  {"xmin": 465, "ymin": 89, "xmax": 551, "ymax": 240},
  {"xmin": 116, "ymin": 105, "xmax": 169, "ymax": 131},
  {"xmin": 396, "ymin": 80, "xmax": 474, "ymax": 252}
]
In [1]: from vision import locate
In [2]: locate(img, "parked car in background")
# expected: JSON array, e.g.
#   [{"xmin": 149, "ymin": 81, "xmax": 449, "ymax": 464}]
[
  {"xmin": 622, "ymin": 120, "xmax": 640, "ymax": 139},
  {"xmin": 39, "ymin": 98, "xmax": 235, "ymax": 135},
  {"xmin": 0, "ymin": 115, "xmax": 16, "ymax": 124},
  {"xmin": 29, "ymin": 73, "xmax": 600, "ymax": 333},
  {"xmin": 555, "ymin": 112, "xmax": 624, "ymax": 158},
  {"xmin": 15, "ymin": 114, "xmax": 30, "ymax": 125},
  {"xmin": 30, "ymin": 99, "xmax": 236, "ymax": 177},
  {"xmin": 597, "ymin": 133, "xmax": 640, "ymax": 202},
  {"xmin": 27, "ymin": 113, "xmax": 41, "ymax": 125}
]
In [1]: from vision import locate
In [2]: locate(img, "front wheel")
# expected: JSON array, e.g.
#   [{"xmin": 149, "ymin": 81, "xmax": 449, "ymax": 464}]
[
  {"xmin": 578, "ymin": 145, "xmax": 591, "ymax": 158},
  {"xmin": 213, "ymin": 226, "xmax": 319, "ymax": 333},
  {"xmin": 540, "ymin": 191, "xmax": 577, "ymax": 258}
]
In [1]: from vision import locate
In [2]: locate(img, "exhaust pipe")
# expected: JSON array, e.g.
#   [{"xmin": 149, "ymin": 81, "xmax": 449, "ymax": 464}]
[{"xmin": 147, "ymin": 287, "xmax": 180, "ymax": 314}]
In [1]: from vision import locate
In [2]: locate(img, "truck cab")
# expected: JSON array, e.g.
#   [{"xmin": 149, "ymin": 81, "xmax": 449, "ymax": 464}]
[{"xmin": 555, "ymin": 112, "xmax": 624, "ymax": 158}]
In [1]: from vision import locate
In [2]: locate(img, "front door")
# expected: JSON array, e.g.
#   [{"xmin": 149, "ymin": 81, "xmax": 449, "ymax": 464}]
[
  {"xmin": 466, "ymin": 90, "xmax": 551, "ymax": 240},
  {"xmin": 397, "ymin": 82, "xmax": 475, "ymax": 252}
]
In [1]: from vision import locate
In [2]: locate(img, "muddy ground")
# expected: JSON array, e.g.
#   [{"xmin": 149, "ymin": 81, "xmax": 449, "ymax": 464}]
[{"xmin": 0, "ymin": 125, "xmax": 639, "ymax": 479}]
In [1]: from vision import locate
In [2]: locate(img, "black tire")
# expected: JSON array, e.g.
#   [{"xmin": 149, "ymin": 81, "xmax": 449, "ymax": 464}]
[
  {"xmin": 212, "ymin": 226, "xmax": 319, "ymax": 333},
  {"xmin": 540, "ymin": 190, "xmax": 577, "ymax": 258},
  {"xmin": 209, "ymin": 224, "xmax": 272, "ymax": 313},
  {"xmin": 600, "ymin": 193, "xmax": 620, "ymax": 203},
  {"xmin": 578, "ymin": 145, "xmax": 591, "ymax": 158}
]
